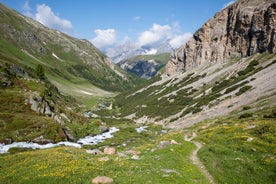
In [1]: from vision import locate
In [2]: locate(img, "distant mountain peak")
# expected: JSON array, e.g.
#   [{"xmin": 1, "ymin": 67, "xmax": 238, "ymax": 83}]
[{"xmin": 105, "ymin": 41, "xmax": 174, "ymax": 63}]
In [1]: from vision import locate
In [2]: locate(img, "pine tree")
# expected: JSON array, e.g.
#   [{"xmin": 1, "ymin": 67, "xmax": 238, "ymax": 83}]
[{"xmin": 35, "ymin": 64, "xmax": 45, "ymax": 80}]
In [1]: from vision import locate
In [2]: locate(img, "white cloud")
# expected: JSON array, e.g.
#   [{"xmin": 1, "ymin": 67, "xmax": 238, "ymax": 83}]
[
  {"xmin": 133, "ymin": 16, "xmax": 141, "ymax": 21},
  {"xmin": 223, "ymin": 1, "xmax": 236, "ymax": 9},
  {"xmin": 169, "ymin": 33, "xmax": 192, "ymax": 48},
  {"xmin": 34, "ymin": 4, "xmax": 73, "ymax": 34},
  {"xmin": 22, "ymin": 0, "xmax": 32, "ymax": 17},
  {"xmin": 137, "ymin": 23, "xmax": 191, "ymax": 49},
  {"xmin": 91, "ymin": 29, "xmax": 117, "ymax": 49},
  {"xmin": 137, "ymin": 23, "xmax": 172, "ymax": 47}
]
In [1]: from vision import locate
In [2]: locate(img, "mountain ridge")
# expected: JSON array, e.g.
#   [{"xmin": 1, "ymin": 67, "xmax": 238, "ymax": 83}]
[{"xmin": 105, "ymin": 40, "xmax": 174, "ymax": 63}]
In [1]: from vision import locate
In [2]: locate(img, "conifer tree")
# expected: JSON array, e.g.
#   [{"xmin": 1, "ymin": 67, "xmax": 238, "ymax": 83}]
[{"xmin": 35, "ymin": 64, "xmax": 45, "ymax": 80}]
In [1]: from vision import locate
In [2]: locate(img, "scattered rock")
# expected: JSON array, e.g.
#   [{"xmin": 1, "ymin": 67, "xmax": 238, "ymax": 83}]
[
  {"xmin": 84, "ymin": 111, "xmax": 99, "ymax": 118},
  {"xmin": 135, "ymin": 126, "xmax": 148, "ymax": 133},
  {"xmin": 247, "ymin": 137, "xmax": 254, "ymax": 142},
  {"xmin": 44, "ymin": 103, "xmax": 53, "ymax": 116},
  {"xmin": 60, "ymin": 113, "xmax": 71, "ymax": 123},
  {"xmin": 117, "ymin": 152, "xmax": 127, "ymax": 158},
  {"xmin": 131, "ymin": 155, "xmax": 140, "ymax": 160},
  {"xmin": 99, "ymin": 126, "xmax": 108, "ymax": 133},
  {"xmin": 244, "ymin": 125, "xmax": 258, "ymax": 130},
  {"xmin": 62, "ymin": 128, "xmax": 74, "ymax": 141},
  {"xmin": 158, "ymin": 141, "xmax": 171, "ymax": 148},
  {"xmin": 104, "ymin": 147, "xmax": 116, "ymax": 155},
  {"xmin": 29, "ymin": 94, "xmax": 41, "ymax": 113},
  {"xmin": 158, "ymin": 140, "xmax": 180, "ymax": 148},
  {"xmin": 161, "ymin": 169, "xmax": 181, "ymax": 176},
  {"xmin": 1, "ymin": 76, "xmax": 13, "ymax": 87},
  {"xmin": 171, "ymin": 140, "xmax": 179, "ymax": 145},
  {"xmin": 125, "ymin": 150, "xmax": 141, "ymax": 155},
  {"xmin": 92, "ymin": 176, "xmax": 114, "ymax": 184},
  {"xmin": 251, "ymin": 148, "xmax": 257, "ymax": 152},
  {"xmin": 9, "ymin": 65, "xmax": 29, "ymax": 78},
  {"xmin": 86, "ymin": 149, "xmax": 103, "ymax": 155},
  {"xmin": 99, "ymin": 157, "xmax": 109, "ymax": 162},
  {"xmin": 32, "ymin": 135, "xmax": 53, "ymax": 144},
  {"xmin": 54, "ymin": 115, "xmax": 65, "ymax": 126}
]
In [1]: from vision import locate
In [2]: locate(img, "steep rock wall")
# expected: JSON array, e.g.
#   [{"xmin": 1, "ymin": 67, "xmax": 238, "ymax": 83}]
[{"xmin": 166, "ymin": 0, "xmax": 276, "ymax": 75}]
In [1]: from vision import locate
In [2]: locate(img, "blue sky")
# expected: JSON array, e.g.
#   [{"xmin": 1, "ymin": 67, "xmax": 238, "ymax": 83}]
[{"xmin": 0, "ymin": 0, "xmax": 236, "ymax": 49}]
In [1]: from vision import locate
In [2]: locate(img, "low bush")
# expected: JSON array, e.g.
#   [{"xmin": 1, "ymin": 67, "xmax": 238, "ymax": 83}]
[
  {"xmin": 239, "ymin": 113, "xmax": 253, "ymax": 119},
  {"xmin": 235, "ymin": 85, "xmax": 252, "ymax": 96},
  {"xmin": 263, "ymin": 109, "xmax": 276, "ymax": 119}
]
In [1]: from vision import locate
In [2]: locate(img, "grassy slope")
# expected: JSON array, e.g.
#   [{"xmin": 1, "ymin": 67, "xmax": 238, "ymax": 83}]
[
  {"xmin": 189, "ymin": 108, "xmax": 276, "ymax": 184},
  {"xmin": 112, "ymin": 53, "xmax": 276, "ymax": 121},
  {"xmin": 0, "ymin": 60, "xmax": 104, "ymax": 142},
  {"xmin": 119, "ymin": 53, "xmax": 170, "ymax": 65},
  {"xmin": 0, "ymin": 4, "xmax": 143, "ymax": 95},
  {"xmin": 1, "ymin": 104, "xmax": 274, "ymax": 183}
]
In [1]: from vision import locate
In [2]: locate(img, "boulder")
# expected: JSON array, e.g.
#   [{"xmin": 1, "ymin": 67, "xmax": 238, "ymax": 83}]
[
  {"xmin": 1, "ymin": 138, "xmax": 13, "ymax": 145},
  {"xmin": 99, "ymin": 126, "xmax": 108, "ymax": 133},
  {"xmin": 62, "ymin": 128, "xmax": 74, "ymax": 142},
  {"xmin": 92, "ymin": 176, "xmax": 113, "ymax": 184},
  {"xmin": 32, "ymin": 135, "xmax": 53, "ymax": 144},
  {"xmin": 104, "ymin": 147, "xmax": 116, "ymax": 155},
  {"xmin": 86, "ymin": 149, "xmax": 103, "ymax": 155}
]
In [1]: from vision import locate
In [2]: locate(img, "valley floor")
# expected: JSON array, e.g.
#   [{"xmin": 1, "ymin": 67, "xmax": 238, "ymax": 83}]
[{"xmin": 0, "ymin": 110, "xmax": 275, "ymax": 183}]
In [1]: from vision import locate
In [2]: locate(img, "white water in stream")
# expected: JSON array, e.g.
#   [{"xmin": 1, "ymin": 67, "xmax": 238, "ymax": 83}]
[{"xmin": 0, "ymin": 127, "xmax": 119, "ymax": 154}]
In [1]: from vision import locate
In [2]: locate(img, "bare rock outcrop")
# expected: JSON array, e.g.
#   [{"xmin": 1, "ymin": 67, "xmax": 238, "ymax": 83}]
[{"xmin": 166, "ymin": 0, "xmax": 276, "ymax": 75}]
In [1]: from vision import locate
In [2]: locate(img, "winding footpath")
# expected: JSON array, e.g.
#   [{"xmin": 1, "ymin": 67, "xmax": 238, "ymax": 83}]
[{"xmin": 184, "ymin": 132, "xmax": 216, "ymax": 184}]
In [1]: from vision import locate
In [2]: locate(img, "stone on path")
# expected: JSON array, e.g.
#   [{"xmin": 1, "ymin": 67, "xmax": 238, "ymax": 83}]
[{"xmin": 86, "ymin": 149, "xmax": 103, "ymax": 155}]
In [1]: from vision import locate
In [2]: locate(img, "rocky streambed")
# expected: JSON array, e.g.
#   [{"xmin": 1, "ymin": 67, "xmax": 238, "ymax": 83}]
[{"xmin": 0, "ymin": 127, "xmax": 119, "ymax": 153}]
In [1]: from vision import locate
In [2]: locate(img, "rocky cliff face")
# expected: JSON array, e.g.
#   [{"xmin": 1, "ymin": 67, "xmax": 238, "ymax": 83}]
[{"xmin": 166, "ymin": 0, "xmax": 276, "ymax": 75}]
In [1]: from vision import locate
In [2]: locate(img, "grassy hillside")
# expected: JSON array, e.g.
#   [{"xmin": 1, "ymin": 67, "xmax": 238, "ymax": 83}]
[
  {"xmin": 190, "ymin": 108, "xmax": 276, "ymax": 183},
  {"xmin": 0, "ymin": 3, "xmax": 143, "ymax": 95},
  {"xmin": 0, "ymin": 60, "xmax": 105, "ymax": 143},
  {"xmin": 111, "ymin": 53, "xmax": 276, "ymax": 126},
  {"xmin": 119, "ymin": 53, "xmax": 170, "ymax": 65}
]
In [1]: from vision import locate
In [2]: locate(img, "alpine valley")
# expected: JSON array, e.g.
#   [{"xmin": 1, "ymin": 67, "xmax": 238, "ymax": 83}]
[{"xmin": 0, "ymin": 1, "xmax": 275, "ymax": 184}]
